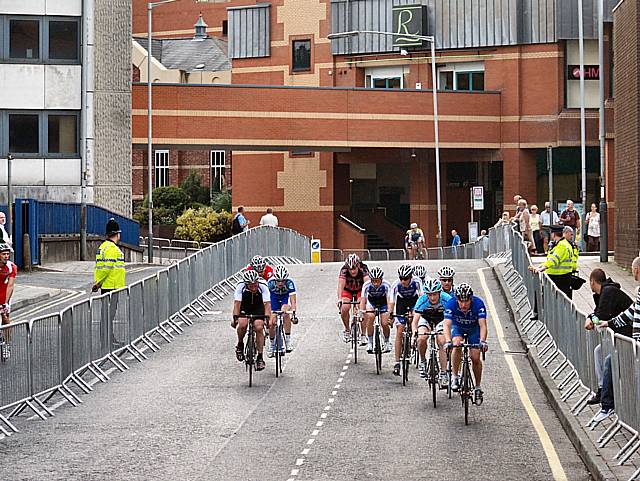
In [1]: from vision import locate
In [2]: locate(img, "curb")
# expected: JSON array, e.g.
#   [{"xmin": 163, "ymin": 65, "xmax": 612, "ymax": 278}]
[
  {"xmin": 12, "ymin": 292, "xmax": 55, "ymax": 313},
  {"xmin": 491, "ymin": 262, "xmax": 618, "ymax": 481}
]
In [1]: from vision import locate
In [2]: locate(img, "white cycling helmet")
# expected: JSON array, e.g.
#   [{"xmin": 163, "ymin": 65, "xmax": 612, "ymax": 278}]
[
  {"xmin": 410, "ymin": 223, "xmax": 418, "ymax": 229},
  {"xmin": 413, "ymin": 265, "xmax": 427, "ymax": 279},
  {"xmin": 243, "ymin": 269, "xmax": 260, "ymax": 284},
  {"xmin": 437, "ymin": 266, "xmax": 456, "ymax": 279},
  {"xmin": 398, "ymin": 264, "xmax": 414, "ymax": 279},
  {"xmin": 274, "ymin": 265, "xmax": 289, "ymax": 281},
  {"xmin": 250, "ymin": 255, "xmax": 266, "ymax": 272},
  {"xmin": 454, "ymin": 283, "xmax": 474, "ymax": 301},
  {"xmin": 369, "ymin": 266, "xmax": 384, "ymax": 280},
  {"xmin": 0, "ymin": 243, "xmax": 12, "ymax": 254},
  {"xmin": 345, "ymin": 253, "xmax": 360, "ymax": 269},
  {"xmin": 424, "ymin": 277, "xmax": 442, "ymax": 294}
]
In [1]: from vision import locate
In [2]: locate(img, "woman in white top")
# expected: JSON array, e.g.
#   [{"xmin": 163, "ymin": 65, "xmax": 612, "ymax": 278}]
[
  {"xmin": 529, "ymin": 205, "xmax": 543, "ymax": 254},
  {"xmin": 586, "ymin": 203, "xmax": 601, "ymax": 252}
]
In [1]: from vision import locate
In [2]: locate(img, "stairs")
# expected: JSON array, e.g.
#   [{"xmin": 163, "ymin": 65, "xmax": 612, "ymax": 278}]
[{"xmin": 367, "ymin": 233, "xmax": 393, "ymax": 250}]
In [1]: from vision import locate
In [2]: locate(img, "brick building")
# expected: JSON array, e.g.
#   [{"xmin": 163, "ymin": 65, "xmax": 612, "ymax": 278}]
[
  {"xmin": 132, "ymin": 0, "xmax": 618, "ymax": 249},
  {"xmin": 613, "ymin": 0, "xmax": 640, "ymax": 268}
]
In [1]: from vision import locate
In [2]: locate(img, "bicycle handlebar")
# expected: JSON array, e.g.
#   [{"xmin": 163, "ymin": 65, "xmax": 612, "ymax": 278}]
[{"xmin": 233, "ymin": 314, "xmax": 267, "ymax": 320}]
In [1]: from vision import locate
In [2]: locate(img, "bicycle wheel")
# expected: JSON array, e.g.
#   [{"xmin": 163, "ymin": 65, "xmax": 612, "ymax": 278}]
[
  {"xmin": 246, "ymin": 334, "xmax": 255, "ymax": 387},
  {"xmin": 351, "ymin": 318, "xmax": 358, "ymax": 364},
  {"xmin": 446, "ymin": 352, "xmax": 452, "ymax": 400},
  {"xmin": 275, "ymin": 326, "xmax": 281, "ymax": 378},
  {"xmin": 463, "ymin": 361, "xmax": 470, "ymax": 425},
  {"xmin": 430, "ymin": 347, "xmax": 438, "ymax": 408},
  {"xmin": 402, "ymin": 333, "xmax": 410, "ymax": 386},
  {"xmin": 374, "ymin": 326, "xmax": 382, "ymax": 375}
]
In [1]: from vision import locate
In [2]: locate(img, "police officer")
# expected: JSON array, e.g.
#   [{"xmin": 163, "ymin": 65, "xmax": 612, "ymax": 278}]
[
  {"xmin": 529, "ymin": 225, "xmax": 574, "ymax": 299},
  {"xmin": 93, "ymin": 218, "xmax": 126, "ymax": 294}
]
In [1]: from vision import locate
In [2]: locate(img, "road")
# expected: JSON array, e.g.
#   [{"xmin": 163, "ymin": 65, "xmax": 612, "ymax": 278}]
[{"xmin": 0, "ymin": 260, "xmax": 591, "ymax": 480}]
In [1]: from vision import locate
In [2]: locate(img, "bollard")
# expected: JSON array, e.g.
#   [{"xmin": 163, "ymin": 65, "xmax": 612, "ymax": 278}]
[{"xmin": 22, "ymin": 233, "xmax": 32, "ymax": 272}]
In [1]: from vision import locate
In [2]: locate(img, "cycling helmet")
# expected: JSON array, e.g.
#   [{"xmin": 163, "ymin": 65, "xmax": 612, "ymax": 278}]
[
  {"xmin": 369, "ymin": 266, "xmax": 384, "ymax": 280},
  {"xmin": 250, "ymin": 255, "xmax": 266, "ymax": 272},
  {"xmin": 398, "ymin": 264, "xmax": 414, "ymax": 279},
  {"xmin": 437, "ymin": 266, "xmax": 456, "ymax": 279},
  {"xmin": 413, "ymin": 265, "xmax": 426, "ymax": 279},
  {"xmin": 410, "ymin": 222, "xmax": 418, "ymax": 229},
  {"xmin": 0, "ymin": 244, "xmax": 12, "ymax": 253},
  {"xmin": 345, "ymin": 253, "xmax": 360, "ymax": 269},
  {"xmin": 454, "ymin": 283, "xmax": 474, "ymax": 301},
  {"xmin": 424, "ymin": 277, "xmax": 442, "ymax": 294},
  {"xmin": 273, "ymin": 265, "xmax": 289, "ymax": 281},
  {"xmin": 242, "ymin": 269, "xmax": 260, "ymax": 284}
]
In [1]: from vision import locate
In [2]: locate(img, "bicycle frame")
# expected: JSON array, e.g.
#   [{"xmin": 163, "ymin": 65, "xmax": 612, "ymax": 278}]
[
  {"xmin": 236, "ymin": 314, "xmax": 266, "ymax": 387},
  {"xmin": 447, "ymin": 333, "xmax": 485, "ymax": 424},
  {"xmin": 340, "ymin": 299, "xmax": 361, "ymax": 364},
  {"xmin": 364, "ymin": 308, "xmax": 384, "ymax": 374},
  {"xmin": 271, "ymin": 310, "xmax": 288, "ymax": 377}
]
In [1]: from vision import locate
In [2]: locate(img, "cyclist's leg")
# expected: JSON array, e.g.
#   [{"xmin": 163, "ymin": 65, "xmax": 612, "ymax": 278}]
[
  {"xmin": 381, "ymin": 311, "xmax": 390, "ymax": 339},
  {"xmin": 283, "ymin": 304, "xmax": 292, "ymax": 335},
  {"xmin": 236, "ymin": 317, "xmax": 248, "ymax": 343},
  {"xmin": 451, "ymin": 336, "xmax": 463, "ymax": 374},
  {"xmin": 1, "ymin": 311, "xmax": 10, "ymax": 343},
  {"xmin": 268, "ymin": 312, "xmax": 277, "ymax": 345},
  {"xmin": 435, "ymin": 321, "xmax": 447, "ymax": 371},
  {"xmin": 394, "ymin": 321, "xmax": 404, "ymax": 362},
  {"xmin": 254, "ymin": 318, "xmax": 265, "ymax": 355},
  {"xmin": 340, "ymin": 295, "xmax": 352, "ymax": 331},
  {"xmin": 418, "ymin": 240, "xmax": 427, "ymax": 258},
  {"xmin": 417, "ymin": 325, "xmax": 429, "ymax": 361},
  {"xmin": 468, "ymin": 325, "xmax": 483, "ymax": 387}
]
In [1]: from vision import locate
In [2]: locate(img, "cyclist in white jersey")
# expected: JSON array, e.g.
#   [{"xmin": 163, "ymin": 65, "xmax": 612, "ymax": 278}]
[{"xmin": 359, "ymin": 266, "xmax": 392, "ymax": 354}]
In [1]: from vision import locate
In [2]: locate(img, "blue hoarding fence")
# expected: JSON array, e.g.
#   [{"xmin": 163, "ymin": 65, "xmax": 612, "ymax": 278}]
[{"xmin": 13, "ymin": 199, "xmax": 140, "ymax": 267}]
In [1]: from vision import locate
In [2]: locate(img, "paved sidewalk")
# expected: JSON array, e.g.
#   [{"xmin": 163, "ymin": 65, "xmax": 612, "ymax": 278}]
[{"xmin": 11, "ymin": 285, "xmax": 60, "ymax": 312}]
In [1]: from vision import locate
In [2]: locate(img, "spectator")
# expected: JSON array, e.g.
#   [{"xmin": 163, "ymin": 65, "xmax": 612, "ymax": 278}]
[
  {"xmin": 231, "ymin": 206, "xmax": 250, "ymax": 235},
  {"xmin": 259, "ymin": 208, "xmax": 279, "ymax": 227},
  {"xmin": 494, "ymin": 211, "xmax": 510, "ymax": 228},
  {"xmin": 0, "ymin": 212, "xmax": 11, "ymax": 247},
  {"xmin": 529, "ymin": 204, "xmax": 543, "ymax": 254},
  {"xmin": 512, "ymin": 195, "xmax": 523, "ymax": 233},
  {"xmin": 590, "ymin": 256, "xmax": 640, "ymax": 423},
  {"xmin": 540, "ymin": 202, "xmax": 559, "ymax": 253},
  {"xmin": 451, "ymin": 229, "xmax": 461, "ymax": 247},
  {"xmin": 585, "ymin": 203, "xmax": 601, "ymax": 252},
  {"xmin": 480, "ymin": 229, "xmax": 487, "ymax": 236},
  {"xmin": 515, "ymin": 198, "xmax": 531, "ymax": 243},
  {"xmin": 583, "ymin": 269, "xmax": 633, "ymax": 405},
  {"xmin": 559, "ymin": 199, "xmax": 581, "ymax": 240}
]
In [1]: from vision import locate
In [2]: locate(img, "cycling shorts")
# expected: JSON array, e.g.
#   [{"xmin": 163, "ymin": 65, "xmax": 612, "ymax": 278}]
[
  {"xmin": 270, "ymin": 293, "xmax": 290, "ymax": 312},
  {"xmin": 239, "ymin": 305, "xmax": 265, "ymax": 318},
  {"xmin": 395, "ymin": 297, "xmax": 417, "ymax": 317},
  {"xmin": 418, "ymin": 318, "xmax": 445, "ymax": 333},
  {"xmin": 365, "ymin": 301, "xmax": 388, "ymax": 314},
  {"xmin": 451, "ymin": 322, "xmax": 480, "ymax": 344},
  {"xmin": 341, "ymin": 290, "xmax": 361, "ymax": 301},
  {"xmin": 393, "ymin": 313, "xmax": 411, "ymax": 327}
]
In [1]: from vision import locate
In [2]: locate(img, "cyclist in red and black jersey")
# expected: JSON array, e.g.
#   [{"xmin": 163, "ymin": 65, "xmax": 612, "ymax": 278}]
[
  {"xmin": 245, "ymin": 255, "xmax": 274, "ymax": 281},
  {"xmin": 337, "ymin": 253, "xmax": 370, "ymax": 343}
]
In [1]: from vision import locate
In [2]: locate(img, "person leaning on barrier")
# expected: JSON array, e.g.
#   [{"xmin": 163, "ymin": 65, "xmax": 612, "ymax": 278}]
[
  {"xmin": 528, "ymin": 225, "xmax": 574, "ymax": 299},
  {"xmin": 583, "ymin": 268, "xmax": 633, "ymax": 405},
  {"xmin": 589, "ymin": 256, "xmax": 640, "ymax": 423},
  {"xmin": 563, "ymin": 226, "xmax": 585, "ymax": 292}
]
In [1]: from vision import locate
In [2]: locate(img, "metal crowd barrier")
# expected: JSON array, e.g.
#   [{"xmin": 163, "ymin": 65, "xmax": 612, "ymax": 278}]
[
  {"xmin": 0, "ymin": 226, "xmax": 310, "ymax": 436},
  {"xmin": 497, "ymin": 224, "xmax": 640, "ymax": 480}
]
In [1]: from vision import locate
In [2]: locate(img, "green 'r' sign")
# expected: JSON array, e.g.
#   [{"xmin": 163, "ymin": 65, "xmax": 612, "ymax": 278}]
[{"xmin": 392, "ymin": 4, "xmax": 425, "ymax": 48}]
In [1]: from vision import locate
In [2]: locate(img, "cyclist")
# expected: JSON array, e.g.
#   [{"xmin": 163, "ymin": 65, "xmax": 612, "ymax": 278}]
[
  {"xmin": 267, "ymin": 265, "xmax": 298, "ymax": 355},
  {"xmin": 413, "ymin": 264, "xmax": 427, "ymax": 286},
  {"xmin": 412, "ymin": 277, "xmax": 452, "ymax": 386},
  {"xmin": 389, "ymin": 264, "xmax": 423, "ymax": 376},
  {"xmin": 405, "ymin": 223, "xmax": 426, "ymax": 260},
  {"xmin": 337, "ymin": 253, "xmax": 370, "ymax": 344},
  {"xmin": 437, "ymin": 266, "xmax": 456, "ymax": 296},
  {"xmin": 359, "ymin": 266, "xmax": 392, "ymax": 355},
  {"xmin": 232, "ymin": 269, "xmax": 271, "ymax": 371},
  {"xmin": 0, "ymin": 244, "xmax": 16, "ymax": 361},
  {"xmin": 246, "ymin": 255, "xmax": 274, "ymax": 281},
  {"xmin": 443, "ymin": 283, "xmax": 489, "ymax": 405}
]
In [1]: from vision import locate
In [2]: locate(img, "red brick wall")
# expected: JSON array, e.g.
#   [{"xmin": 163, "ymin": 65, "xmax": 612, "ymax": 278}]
[
  {"xmin": 335, "ymin": 217, "xmax": 366, "ymax": 251},
  {"xmin": 613, "ymin": 0, "xmax": 640, "ymax": 268}
]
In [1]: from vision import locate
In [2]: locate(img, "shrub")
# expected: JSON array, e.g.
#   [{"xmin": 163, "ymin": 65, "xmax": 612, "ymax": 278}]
[
  {"xmin": 133, "ymin": 186, "xmax": 190, "ymax": 225},
  {"xmin": 174, "ymin": 207, "xmax": 232, "ymax": 242},
  {"xmin": 180, "ymin": 170, "xmax": 210, "ymax": 206},
  {"xmin": 211, "ymin": 189, "xmax": 232, "ymax": 213}
]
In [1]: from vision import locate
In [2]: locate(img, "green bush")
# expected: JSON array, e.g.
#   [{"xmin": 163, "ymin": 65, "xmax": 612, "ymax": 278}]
[
  {"xmin": 174, "ymin": 207, "xmax": 233, "ymax": 242},
  {"xmin": 180, "ymin": 170, "xmax": 210, "ymax": 206},
  {"xmin": 211, "ymin": 189, "xmax": 232, "ymax": 213},
  {"xmin": 133, "ymin": 186, "xmax": 190, "ymax": 225}
]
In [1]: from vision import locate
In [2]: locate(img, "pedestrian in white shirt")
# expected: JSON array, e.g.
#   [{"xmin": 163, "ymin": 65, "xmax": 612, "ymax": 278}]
[
  {"xmin": 259, "ymin": 208, "xmax": 279, "ymax": 227},
  {"xmin": 0, "ymin": 212, "xmax": 12, "ymax": 247},
  {"xmin": 539, "ymin": 202, "xmax": 559, "ymax": 253}
]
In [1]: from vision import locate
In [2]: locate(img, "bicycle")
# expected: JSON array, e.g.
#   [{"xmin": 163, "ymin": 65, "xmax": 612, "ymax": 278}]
[
  {"xmin": 364, "ymin": 309, "xmax": 383, "ymax": 374},
  {"xmin": 271, "ymin": 310, "xmax": 296, "ymax": 378},
  {"xmin": 235, "ymin": 314, "xmax": 266, "ymax": 387},
  {"xmin": 422, "ymin": 329, "xmax": 440, "ymax": 408},
  {"xmin": 0, "ymin": 334, "xmax": 7, "ymax": 363},
  {"xmin": 393, "ymin": 313, "xmax": 412, "ymax": 386},
  {"xmin": 339, "ymin": 299, "xmax": 361, "ymax": 364},
  {"xmin": 447, "ymin": 333, "xmax": 486, "ymax": 425}
]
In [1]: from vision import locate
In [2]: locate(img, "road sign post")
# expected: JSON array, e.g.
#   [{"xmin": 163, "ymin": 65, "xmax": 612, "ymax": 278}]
[{"xmin": 311, "ymin": 238, "xmax": 321, "ymax": 263}]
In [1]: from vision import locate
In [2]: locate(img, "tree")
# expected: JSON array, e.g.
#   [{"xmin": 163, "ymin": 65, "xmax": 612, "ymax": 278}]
[
  {"xmin": 211, "ymin": 189, "xmax": 232, "ymax": 213},
  {"xmin": 174, "ymin": 207, "xmax": 232, "ymax": 242},
  {"xmin": 180, "ymin": 170, "xmax": 210, "ymax": 206},
  {"xmin": 133, "ymin": 186, "xmax": 190, "ymax": 225}
]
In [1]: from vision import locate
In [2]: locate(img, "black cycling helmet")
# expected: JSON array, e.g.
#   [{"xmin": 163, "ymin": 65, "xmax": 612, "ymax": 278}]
[{"xmin": 454, "ymin": 283, "xmax": 474, "ymax": 301}]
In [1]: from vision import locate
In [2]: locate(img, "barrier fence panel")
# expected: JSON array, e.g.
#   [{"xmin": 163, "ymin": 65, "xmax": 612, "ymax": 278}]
[
  {"xmin": 111, "ymin": 289, "xmax": 131, "ymax": 350},
  {"xmin": 615, "ymin": 336, "xmax": 640, "ymax": 433},
  {"xmin": 29, "ymin": 314, "xmax": 62, "ymax": 395},
  {"xmin": 0, "ymin": 322, "xmax": 31, "ymax": 408},
  {"xmin": 60, "ymin": 308, "xmax": 74, "ymax": 381},
  {"xmin": 128, "ymin": 283, "xmax": 144, "ymax": 342},
  {"xmin": 157, "ymin": 271, "xmax": 170, "ymax": 325},
  {"xmin": 71, "ymin": 301, "xmax": 92, "ymax": 373},
  {"xmin": 168, "ymin": 265, "xmax": 180, "ymax": 318},
  {"xmin": 90, "ymin": 297, "xmax": 109, "ymax": 360}
]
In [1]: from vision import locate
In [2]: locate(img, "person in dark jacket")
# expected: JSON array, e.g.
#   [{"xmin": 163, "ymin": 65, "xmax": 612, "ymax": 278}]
[{"xmin": 584, "ymin": 268, "xmax": 633, "ymax": 405}]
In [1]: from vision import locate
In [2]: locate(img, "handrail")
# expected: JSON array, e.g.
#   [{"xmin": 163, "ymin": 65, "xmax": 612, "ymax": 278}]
[{"xmin": 338, "ymin": 214, "xmax": 366, "ymax": 232}]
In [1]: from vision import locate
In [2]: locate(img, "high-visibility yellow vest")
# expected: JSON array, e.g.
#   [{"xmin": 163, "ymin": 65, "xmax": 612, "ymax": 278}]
[
  {"xmin": 544, "ymin": 238, "xmax": 573, "ymax": 276},
  {"xmin": 94, "ymin": 240, "xmax": 126, "ymax": 289},
  {"xmin": 570, "ymin": 242, "xmax": 580, "ymax": 272}
]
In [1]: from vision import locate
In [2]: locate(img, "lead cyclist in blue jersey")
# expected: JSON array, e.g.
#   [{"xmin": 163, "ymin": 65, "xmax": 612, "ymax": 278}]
[
  {"xmin": 443, "ymin": 283, "xmax": 489, "ymax": 405},
  {"xmin": 267, "ymin": 265, "xmax": 298, "ymax": 354}
]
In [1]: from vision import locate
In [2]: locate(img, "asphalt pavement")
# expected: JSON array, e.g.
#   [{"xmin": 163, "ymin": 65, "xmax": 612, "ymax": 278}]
[{"xmin": 0, "ymin": 260, "xmax": 591, "ymax": 480}]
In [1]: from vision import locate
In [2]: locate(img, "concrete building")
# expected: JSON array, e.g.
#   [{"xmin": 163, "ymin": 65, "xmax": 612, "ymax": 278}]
[
  {"xmin": 131, "ymin": 0, "xmax": 617, "ymax": 249},
  {"xmin": 613, "ymin": 0, "xmax": 640, "ymax": 268},
  {"xmin": 0, "ymin": 0, "xmax": 132, "ymax": 216}
]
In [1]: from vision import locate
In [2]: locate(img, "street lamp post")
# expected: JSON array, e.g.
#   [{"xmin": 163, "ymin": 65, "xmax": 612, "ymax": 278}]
[
  {"xmin": 147, "ymin": 0, "xmax": 176, "ymax": 263},
  {"xmin": 597, "ymin": 0, "xmax": 608, "ymax": 262},
  {"xmin": 578, "ymin": 0, "xmax": 587, "ymax": 252},
  {"xmin": 328, "ymin": 30, "xmax": 443, "ymax": 247}
]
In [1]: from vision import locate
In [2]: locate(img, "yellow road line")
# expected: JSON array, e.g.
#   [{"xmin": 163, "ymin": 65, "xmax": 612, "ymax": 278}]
[{"xmin": 478, "ymin": 267, "xmax": 568, "ymax": 481}]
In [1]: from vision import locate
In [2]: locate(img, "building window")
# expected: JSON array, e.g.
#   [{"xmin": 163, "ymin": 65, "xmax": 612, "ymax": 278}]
[
  {"xmin": 9, "ymin": 19, "xmax": 40, "ymax": 60},
  {"xmin": 48, "ymin": 20, "xmax": 79, "ymax": 61},
  {"xmin": 154, "ymin": 150, "xmax": 170, "ymax": 188},
  {"xmin": 9, "ymin": 113, "xmax": 40, "ymax": 154},
  {"xmin": 372, "ymin": 77, "xmax": 402, "ymax": 89},
  {"xmin": 365, "ymin": 66, "xmax": 407, "ymax": 89},
  {"xmin": 292, "ymin": 39, "xmax": 311, "ymax": 72},
  {"xmin": 438, "ymin": 62, "xmax": 485, "ymax": 91},
  {"xmin": 222, "ymin": 20, "xmax": 228, "ymax": 36},
  {"xmin": 47, "ymin": 114, "xmax": 77, "ymax": 154},
  {"xmin": 211, "ymin": 150, "xmax": 226, "ymax": 189}
]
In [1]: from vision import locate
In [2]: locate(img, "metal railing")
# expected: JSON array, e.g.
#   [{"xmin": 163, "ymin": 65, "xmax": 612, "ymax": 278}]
[
  {"xmin": 498, "ymin": 224, "xmax": 640, "ymax": 480},
  {"xmin": 0, "ymin": 226, "xmax": 310, "ymax": 436}
]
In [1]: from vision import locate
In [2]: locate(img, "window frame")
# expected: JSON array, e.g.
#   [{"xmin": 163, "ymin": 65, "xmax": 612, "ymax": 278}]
[
  {"xmin": 6, "ymin": 110, "xmax": 43, "ymax": 156},
  {"xmin": 154, "ymin": 149, "xmax": 170, "ymax": 188},
  {"xmin": 437, "ymin": 62, "xmax": 485, "ymax": 91},
  {"xmin": 291, "ymin": 38, "xmax": 312, "ymax": 73},
  {"xmin": 45, "ymin": 17, "xmax": 81, "ymax": 64},
  {"xmin": 6, "ymin": 16, "xmax": 43, "ymax": 63},
  {"xmin": 45, "ymin": 111, "xmax": 80, "ymax": 157},
  {"xmin": 210, "ymin": 150, "xmax": 226, "ymax": 190}
]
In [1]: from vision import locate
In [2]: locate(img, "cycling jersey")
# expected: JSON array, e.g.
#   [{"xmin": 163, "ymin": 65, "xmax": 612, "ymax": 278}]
[
  {"xmin": 245, "ymin": 264, "xmax": 274, "ymax": 281},
  {"xmin": 391, "ymin": 276, "xmax": 423, "ymax": 319},
  {"xmin": 268, "ymin": 278, "xmax": 296, "ymax": 311},
  {"xmin": 361, "ymin": 280, "xmax": 392, "ymax": 313},
  {"xmin": 415, "ymin": 291, "xmax": 452, "ymax": 328},
  {"xmin": 339, "ymin": 262, "xmax": 370, "ymax": 295},
  {"xmin": 444, "ymin": 295, "xmax": 487, "ymax": 344},
  {"xmin": 234, "ymin": 280, "xmax": 270, "ymax": 316},
  {"xmin": 0, "ymin": 261, "xmax": 17, "ymax": 305},
  {"xmin": 406, "ymin": 229, "xmax": 424, "ymax": 244}
]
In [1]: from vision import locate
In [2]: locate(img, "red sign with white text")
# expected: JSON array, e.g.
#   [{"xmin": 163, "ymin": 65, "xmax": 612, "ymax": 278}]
[{"xmin": 568, "ymin": 65, "xmax": 600, "ymax": 80}]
